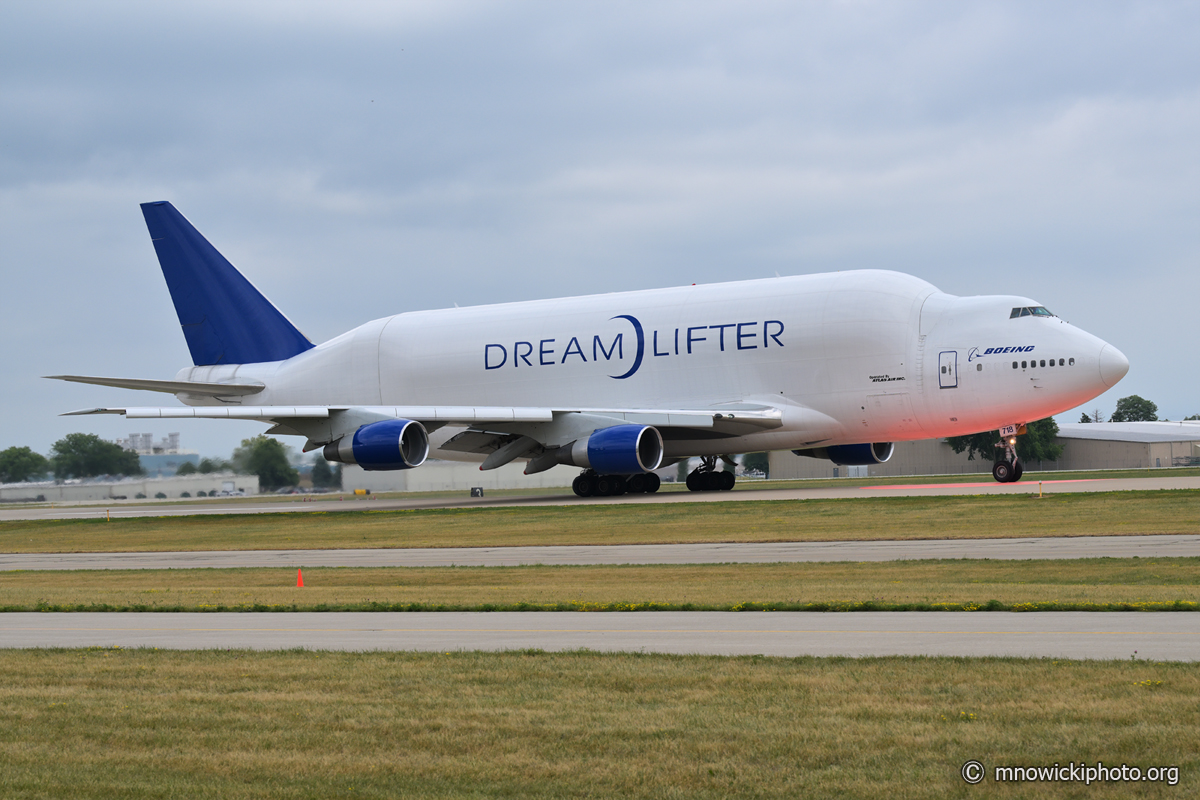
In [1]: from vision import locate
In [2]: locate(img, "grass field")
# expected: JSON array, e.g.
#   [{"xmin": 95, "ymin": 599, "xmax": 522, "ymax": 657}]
[
  {"xmin": 0, "ymin": 649, "xmax": 1193, "ymax": 799},
  {"xmin": 3, "ymin": 489, "xmax": 1199, "ymax": 553},
  {"xmin": 3, "ymin": 558, "xmax": 1199, "ymax": 613}
]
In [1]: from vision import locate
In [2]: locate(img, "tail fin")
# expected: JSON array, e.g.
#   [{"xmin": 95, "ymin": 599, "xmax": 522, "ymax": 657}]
[{"xmin": 140, "ymin": 201, "xmax": 314, "ymax": 366}]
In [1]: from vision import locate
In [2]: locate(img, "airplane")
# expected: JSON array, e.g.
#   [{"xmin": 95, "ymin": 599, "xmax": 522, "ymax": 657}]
[{"xmin": 50, "ymin": 201, "xmax": 1129, "ymax": 495}]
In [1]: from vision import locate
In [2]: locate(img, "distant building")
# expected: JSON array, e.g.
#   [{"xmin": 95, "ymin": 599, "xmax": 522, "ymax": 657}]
[
  {"xmin": 115, "ymin": 432, "xmax": 187, "ymax": 454},
  {"xmin": 0, "ymin": 472, "xmax": 259, "ymax": 503},
  {"xmin": 113, "ymin": 432, "xmax": 201, "ymax": 477},
  {"xmin": 342, "ymin": 460, "xmax": 574, "ymax": 493},
  {"xmin": 1054, "ymin": 421, "xmax": 1200, "ymax": 470},
  {"xmin": 769, "ymin": 421, "xmax": 1200, "ymax": 479}
]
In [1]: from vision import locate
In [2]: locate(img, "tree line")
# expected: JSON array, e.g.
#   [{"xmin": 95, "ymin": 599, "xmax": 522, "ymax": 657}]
[
  {"xmin": 0, "ymin": 433, "xmax": 341, "ymax": 491},
  {"xmin": 1079, "ymin": 394, "xmax": 1198, "ymax": 424}
]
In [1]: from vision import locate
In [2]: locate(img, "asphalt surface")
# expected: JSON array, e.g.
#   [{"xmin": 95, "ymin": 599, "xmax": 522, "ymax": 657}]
[
  {"xmin": 3, "ymin": 534, "xmax": 1199, "ymax": 571},
  {"xmin": 4, "ymin": 474, "xmax": 1199, "ymax": 522},
  {"xmin": 2, "ymin": 611, "xmax": 1196, "ymax": 659},
  {"xmin": 4, "ymin": 474, "xmax": 1196, "ymax": 660}
]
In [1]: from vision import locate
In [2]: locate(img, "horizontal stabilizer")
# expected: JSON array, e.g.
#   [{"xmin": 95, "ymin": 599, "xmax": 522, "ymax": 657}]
[
  {"xmin": 46, "ymin": 375, "xmax": 265, "ymax": 397},
  {"xmin": 140, "ymin": 201, "xmax": 314, "ymax": 366}
]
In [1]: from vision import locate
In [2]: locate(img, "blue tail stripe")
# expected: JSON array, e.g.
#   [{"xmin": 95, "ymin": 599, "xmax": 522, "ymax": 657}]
[{"xmin": 140, "ymin": 201, "xmax": 314, "ymax": 366}]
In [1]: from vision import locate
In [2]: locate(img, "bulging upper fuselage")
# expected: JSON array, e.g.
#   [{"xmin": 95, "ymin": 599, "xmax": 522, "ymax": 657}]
[{"xmin": 173, "ymin": 269, "xmax": 1127, "ymax": 459}]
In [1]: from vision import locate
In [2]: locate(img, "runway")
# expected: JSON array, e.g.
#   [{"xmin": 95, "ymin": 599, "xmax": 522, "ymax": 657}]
[
  {"xmin": 4, "ymin": 474, "xmax": 1198, "ymax": 522},
  {"xmin": 2, "ymin": 611, "xmax": 1195, "ymax": 659},
  {"xmin": 3, "ymin": 534, "xmax": 1199, "ymax": 571}
]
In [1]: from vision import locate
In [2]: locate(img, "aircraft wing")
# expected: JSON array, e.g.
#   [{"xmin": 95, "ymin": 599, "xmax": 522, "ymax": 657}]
[
  {"xmin": 62, "ymin": 405, "xmax": 555, "ymax": 422},
  {"xmin": 61, "ymin": 402, "xmax": 786, "ymax": 463},
  {"xmin": 60, "ymin": 404, "xmax": 782, "ymax": 428}
]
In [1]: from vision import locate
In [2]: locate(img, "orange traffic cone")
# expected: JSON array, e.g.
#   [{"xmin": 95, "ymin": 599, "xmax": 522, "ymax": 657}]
[{"xmin": 297, "ymin": 568, "xmax": 304, "ymax": 588}]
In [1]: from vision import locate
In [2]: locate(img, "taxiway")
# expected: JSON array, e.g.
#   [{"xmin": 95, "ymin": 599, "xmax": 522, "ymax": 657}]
[{"xmin": 2, "ymin": 611, "xmax": 1195, "ymax": 659}]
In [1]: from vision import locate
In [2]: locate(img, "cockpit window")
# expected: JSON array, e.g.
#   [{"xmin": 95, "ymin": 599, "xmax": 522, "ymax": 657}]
[{"xmin": 1010, "ymin": 306, "xmax": 1055, "ymax": 319}]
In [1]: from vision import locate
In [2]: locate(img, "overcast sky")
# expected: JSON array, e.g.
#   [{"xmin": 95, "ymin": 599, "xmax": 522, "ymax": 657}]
[{"xmin": 2, "ymin": 0, "xmax": 1197, "ymax": 459}]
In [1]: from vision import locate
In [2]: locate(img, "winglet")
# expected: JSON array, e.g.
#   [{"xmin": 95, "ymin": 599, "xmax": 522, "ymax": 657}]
[{"xmin": 140, "ymin": 201, "xmax": 315, "ymax": 366}]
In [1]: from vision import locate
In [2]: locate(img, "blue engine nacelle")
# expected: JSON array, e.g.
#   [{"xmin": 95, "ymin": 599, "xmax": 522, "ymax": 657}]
[
  {"xmin": 323, "ymin": 419, "xmax": 429, "ymax": 471},
  {"xmin": 792, "ymin": 442, "xmax": 894, "ymax": 466},
  {"xmin": 569, "ymin": 424, "xmax": 664, "ymax": 474}
]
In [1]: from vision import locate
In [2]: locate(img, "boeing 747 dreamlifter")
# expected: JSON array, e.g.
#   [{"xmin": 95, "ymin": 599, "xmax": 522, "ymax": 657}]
[{"xmin": 51, "ymin": 202, "xmax": 1129, "ymax": 495}]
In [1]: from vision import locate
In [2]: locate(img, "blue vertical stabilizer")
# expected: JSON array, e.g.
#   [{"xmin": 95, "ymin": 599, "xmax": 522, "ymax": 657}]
[{"xmin": 140, "ymin": 201, "xmax": 315, "ymax": 366}]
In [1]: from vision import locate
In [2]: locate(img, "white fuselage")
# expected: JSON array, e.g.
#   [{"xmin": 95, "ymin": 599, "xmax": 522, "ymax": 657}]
[{"xmin": 174, "ymin": 270, "xmax": 1126, "ymax": 459}]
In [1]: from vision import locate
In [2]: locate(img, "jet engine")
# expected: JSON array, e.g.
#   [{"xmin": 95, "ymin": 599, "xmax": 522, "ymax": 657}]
[
  {"xmin": 323, "ymin": 419, "xmax": 429, "ymax": 471},
  {"xmin": 570, "ymin": 424, "xmax": 664, "ymax": 474},
  {"xmin": 792, "ymin": 442, "xmax": 894, "ymax": 466},
  {"xmin": 525, "ymin": 423, "xmax": 665, "ymax": 475}
]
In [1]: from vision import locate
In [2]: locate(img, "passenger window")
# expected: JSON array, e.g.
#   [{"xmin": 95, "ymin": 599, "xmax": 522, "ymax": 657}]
[
  {"xmin": 1049, "ymin": 359, "xmax": 1054, "ymax": 367},
  {"xmin": 1040, "ymin": 360, "xmax": 1046, "ymax": 367},
  {"xmin": 941, "ymin": 366, "xmax": 947, "ymax": 374},
  {"xmin": 1021, "ymin": 361, "xmax": 1027, "ymax": 368},
  {"xmin": 1059, "ymin": 358, "xmax": 1064, "ymax": 366},
  {"xmin": 1012, "ymin": 361, "xmax": 1018, "ymax": 369},
  {"xmin": 1069, "ymin": 358, "xmax": 1075, "ymax": 365},
  {"xmin": 976, "ymin": 363, "xmax": 982, "ymax": 371}
]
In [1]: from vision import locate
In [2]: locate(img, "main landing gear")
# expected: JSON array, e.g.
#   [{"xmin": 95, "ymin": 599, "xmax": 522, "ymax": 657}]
[
  {"xmin": 685, "ymin": 456, "xmax": 736, "ymax": 492},
  {"xmin": 572, "ymin": 470, "xmax": 662, "ymax": 498},
  {"xmin": 992, "ymin": 437, "xmax": 1024, "ymax": 483}
]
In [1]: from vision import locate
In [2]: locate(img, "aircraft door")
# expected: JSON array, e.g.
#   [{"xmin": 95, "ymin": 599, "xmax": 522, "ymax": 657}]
[{"xmin": 938, "ymin": 350, "xmax": 958, "ymax": 389}]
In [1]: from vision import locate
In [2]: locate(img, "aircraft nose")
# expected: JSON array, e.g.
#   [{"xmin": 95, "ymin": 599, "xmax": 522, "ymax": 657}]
[{"xmin": 1099, "ymin": 344, "xmax": 1129, "ymax": 388}]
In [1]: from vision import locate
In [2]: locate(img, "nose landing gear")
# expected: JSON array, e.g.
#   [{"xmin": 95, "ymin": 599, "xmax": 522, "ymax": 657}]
[
  {"xmin": 685, "ymin": 456, "xmax": 736, "ymax": 492},
  {"xmin": 992, "ymin": 436, "xmax": 1024, "ymax": 483}
]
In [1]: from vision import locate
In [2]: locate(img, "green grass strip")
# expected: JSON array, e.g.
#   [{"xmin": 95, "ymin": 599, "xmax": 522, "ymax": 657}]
[
  {"xmin": 4, "ymin": 558, "xmax": 1198, "ymax": 611},
  {"xmin": 10, "ymin": 599, "xmax": 1200, "ymax": 613},
  {"xmin": 0, "ymin": 649, "xmax": 1195, "ymax": 798},
  {"xmin": 4, "ymin": 488, "xmax": 1199, "ymax": 552}
]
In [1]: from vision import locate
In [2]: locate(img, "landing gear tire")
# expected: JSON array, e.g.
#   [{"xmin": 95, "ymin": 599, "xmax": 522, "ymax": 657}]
[
  {"xmin": 572, "ymin": 473, "xmax": 597, "ymax": 497},
  {"xmin": 1012, "ymin": 459, "xmax": 1024, "ymax": 482},
  {"xmin": 687, "ymin": 469, "xmax": 734, "ymax": 491},
  {"xmin": 644, "ymin": 473, "xmax": 661, "ymax": 493},
  {"xmin": 992, "ymin": 460, "xmax": 1013, "ymax": 483},
  {"xmin": 595, "ymin": 475, "xmax": 627, "ymax": 496},
  {"xmin": 627, "ymin": 474, "xmax": 647, "ymax": 494}
]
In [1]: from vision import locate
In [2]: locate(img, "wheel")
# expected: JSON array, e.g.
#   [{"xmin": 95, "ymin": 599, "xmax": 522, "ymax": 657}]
[
  {"xmin": 627, "ymin": 474, "xmax": 647, "ymax": 493},
  {"xmin": 595, "ymin": 475, "xmax": 616, "ymax": 496},
  {"xmin": 1012, "ymin": 459, "xmax": 1024, "ymax": 482},
  {"xmin": 572, "ymin": 474, "xmax": 595, "ymax": 497},
  {"xmin": 719, "ymin": 471, "xmax": 736, "ymax": 490},
  {"xmin": 610, "ymin": 476, "xmax": 628, "ymax": 496},
  {"xmin": 644, "ymin": 473, "xmax": 661, "ymax": 493},
  {"xmin": 686, "ymin": 471, "xmax": 702, "ymax": 491},
  {"xmin": 992, "ymin": 460, "xmax": 1013, "ymax": 483},
  {"xmin": 701, "ymin": 471, "xmax": 722, "ymax": 491}
]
